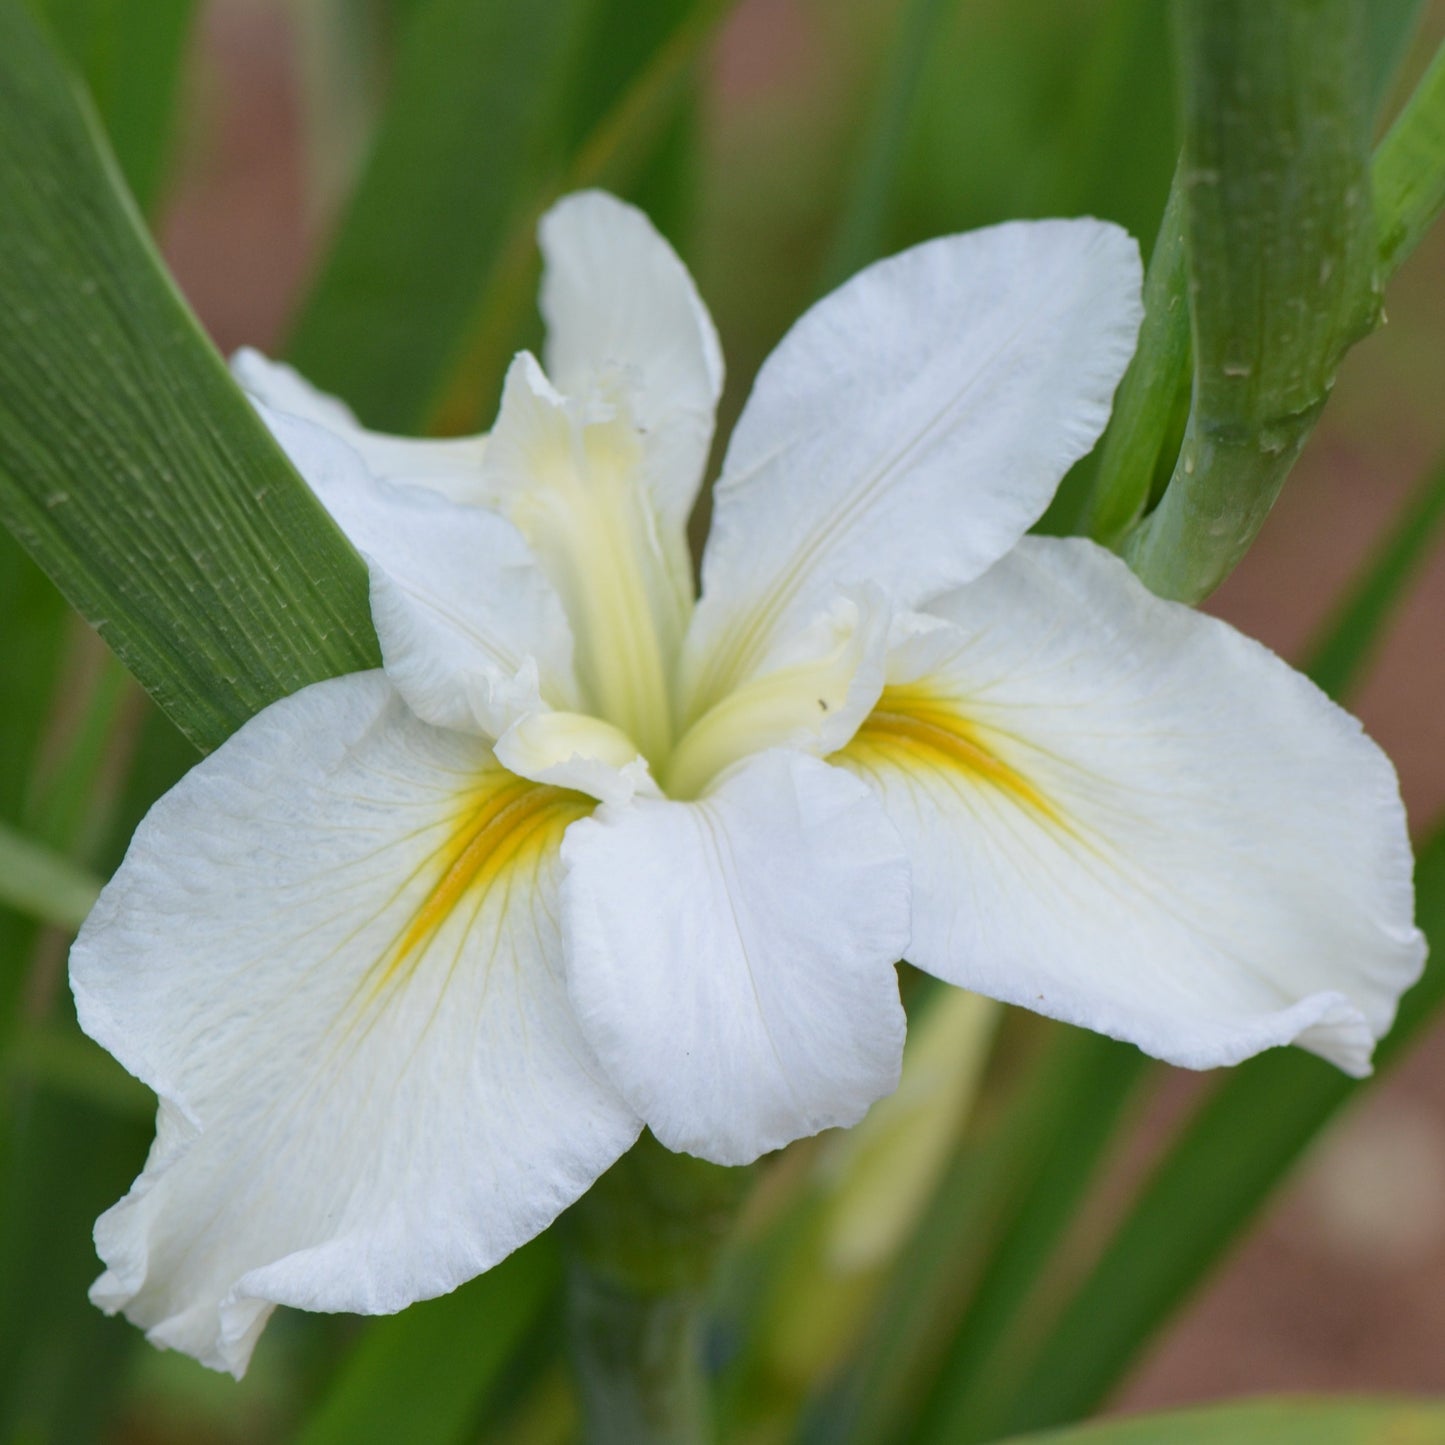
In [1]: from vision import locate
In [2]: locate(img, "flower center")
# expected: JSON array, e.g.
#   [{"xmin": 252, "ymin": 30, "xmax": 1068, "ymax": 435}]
[{"xmin": 485, "ymin": 357, "xmax": 883, "ymax": 803}]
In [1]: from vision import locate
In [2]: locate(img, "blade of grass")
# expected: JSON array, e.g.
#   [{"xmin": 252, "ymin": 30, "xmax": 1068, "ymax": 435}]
[
  {"xmin": 0, "ymin": 0, "xmax": 379, "ymax": 755},
  {"xmin": 1375, "ymin": 34, "xmax": 1445, "ymax": 276},
  {"xmin": 1081, "ymin": 172, "xmax": 1190, "ymax": 547},
  {"xmin": 0, "ymin": 531, "xmax": 69, "ymax": 1007},
  {"xmin": 296, "ymin": 1241, "xmax": 561, "ymax": 1445},
  {"xmin": 284, "ymin": 0, "xmax": 597, "ymax": 430},
  {"xmin": 21, "ymin": 633, "xmax": 138, "ymax": 850},
  {"xmin": 817, "ymin": 0, "xmax": 953, "ymax": 293},
  {"xmin": 989, "ymin": 823, "xmax": 1445, "ymax": 1438},
  {"xmin": 899, "ymin": 1040, "xmax": 1149, "ymax": 1445},
  {"xmin": 996, "ymin": 1396, "xmax": 1445, "ymax": 1445},
  {"xmin": 1303, "ymin": 448, "xmax": 1445, "ymax": 699},
  {"xmin": 813, "ymin": 1027, "xmax": 1147, "ymax": 1445},
  {"xmin": 0, "ymin": 822, "xmax": 101, "ymax": 932},
  {"xmin": 0, "ymin": 1084, "xmax": 151, "ymax": 1443},
  {"xmin": 5, "ymin": 1028, "xmax": 152, "ymax": 1118},
  {"xmin": 288, "ymin": 0, "xmax": 719, "ymax": 436},
  {"xmin": 424, "ymin": 0, "xmax": 733, "ymax": 436}
]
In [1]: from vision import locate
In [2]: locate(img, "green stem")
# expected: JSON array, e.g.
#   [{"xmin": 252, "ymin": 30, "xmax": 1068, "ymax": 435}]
[
  {"xmin": 563, "ymin": 1134, "xmax": 750, "ymax": 1444},
  {"xmin": 567, "ymin": 1261, "xmax": 710, "ymax": 1444},
  {"xmin": 1123, "ymin": 0, "xmax": 1379, "ymax": 603}
]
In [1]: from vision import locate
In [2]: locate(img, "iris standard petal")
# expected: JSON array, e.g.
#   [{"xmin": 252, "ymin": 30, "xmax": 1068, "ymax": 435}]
[
  {"xmin": 257, "ymin": 404, "xmax": 581, "ymax": 736},
  {"xmin": 560, "ymin": 749, "xmax": 911, "ymax": 1167},
  {"xmin": 681, "ymin": 218, "xmax": 1142, "ymax": 719},
  {"xmin": 538, "ymin": 189, "xmax": 724, "ymax": 531},
  {"xmin": 232, "ymin": 349, "xmax": 489, "ymax": 505},
  {"xmin": 72, "ymin": 674, "xmax": 639, "ymax": 1376},
  {"xmin": 833, "ymin": 537, "xmax": 1425, "ymax": 1076},
  {"xmin": 478, "ymin": 354, "xmax": 688, "ymax": 763}
]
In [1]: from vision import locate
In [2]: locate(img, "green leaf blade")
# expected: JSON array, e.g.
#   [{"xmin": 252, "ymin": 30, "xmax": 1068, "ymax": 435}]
[
  {"xmin": 1124, "ymin": 0, "xmax": 1379, "ymax": 602},
  {"xmin": 1304, "ymin": 447, "xmax": 1445, "ymax": 700},
  {"xmin": 296, "ymin": 1242, "xmax": 560, "ymax": 1445},
  {"xmin": 284, "ymin": 0, "xmax": 596, "ymax": 431},
  {"xmin": 0, "ymin": 822, "xmax": 101, "ymax": 932},
  {"xmin": 1375, "ymin": 35, "xmax": 1445, "ymax": 277},
  {"xmin": 0, "ymin": 0, "xmax": 379, "ymax": 754},
  {"xmin": 30, "ymin": 0, "xmax": 198, "ymax": 213}
]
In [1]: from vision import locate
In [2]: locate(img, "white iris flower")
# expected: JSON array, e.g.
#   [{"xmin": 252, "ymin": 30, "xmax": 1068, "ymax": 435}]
[{"xmin": 71, "ymin": 191, "xmax": 1424, "ymax": 1376}]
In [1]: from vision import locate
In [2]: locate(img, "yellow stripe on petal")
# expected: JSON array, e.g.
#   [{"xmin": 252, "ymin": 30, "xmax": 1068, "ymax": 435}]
[
  {"xmin": 838, "ymin": 685, "xmax": 1064, "ymax": 826},
  {"xmin": 376, "ymin": 772, "xmax": 593, "ymax": 994}
]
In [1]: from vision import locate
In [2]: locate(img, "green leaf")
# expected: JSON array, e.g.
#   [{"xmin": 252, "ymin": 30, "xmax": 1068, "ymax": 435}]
[
  {"xmin": 988, "ymin": 824, "xmax": 1445, "ymax": 1439},
  {"xmin": 29, "ymin": 0, "xmax": 197, "ymax": 213},
  {"xmin": 1375, "ymin": 35, "xmax": 1445, "ymax": 276},
  {"xmin": 1304, "ymin": 447, "xmax": 1445, "ymax": 699},
  {"xmin": 5, "ymin": 1027, "xmax": 152, "ymax": 1119},
  {"xmin": 296, "ymin": 1241, "xmax": 560, "ymax": 1445},
  {"xmin": 0, "ymin": 531, "xmax": 68, "ymax": 1002},
  {"xmin": 0, "ymin": 821, "xmax": 101, "ymax": 932},
  {"xmin": 901, "ymin": 1037, "xmax": 1148, "ymax": 1445},
  {"xmin": 817, "ymin": 0, "xmax": 954, "ymax": 293},
  {"xmin": 288, "ymin": 0, "xmax": 724, "ymax": 439},
  {"xmin": 0, "ymin": 0, "xmax": 379, "ymax": 755},
  {"xmin": 1083, "ymin": 2, "xmax": 1436, "ymax": 571},
  {"xmin": 996, "ymin": 1396, "xmax": 1445, "ymax": 1445},
  {"xmin": 428, "ymin": 1, "xmax": 729, "ymax": 438},
  {"xmin": 1123, "ymin": 0, "xmax": 1379, "ymax": 603},
  {"xmin": 284, "ymin": 0, "xmax": 597, "ymax": 431},
  {"xmin": 1081, "ymin": 172, "xmax": 1190, "ymax": 547},
  {"xmin": 814, "ymin": 1025, "xmax": 1145, "ymax": 1445},
  {"xmin": 0, "ymin": 1086, "xmax": 150, "ymax": 1444},
  {"xmin": 23, "ymin": 646, "xmax": 136, "ymax": 857}
]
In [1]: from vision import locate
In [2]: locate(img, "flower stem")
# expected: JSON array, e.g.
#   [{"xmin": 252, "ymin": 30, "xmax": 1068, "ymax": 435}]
[{"xmin": 563, "ymin": 1132, "xmax": 750, "ymax": 1444}]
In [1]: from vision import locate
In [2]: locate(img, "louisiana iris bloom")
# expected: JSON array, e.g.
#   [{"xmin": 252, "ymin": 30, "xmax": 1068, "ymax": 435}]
[{"xmin": 72, "ymin": 192, "xmax": 1425, "ymax": 1375}]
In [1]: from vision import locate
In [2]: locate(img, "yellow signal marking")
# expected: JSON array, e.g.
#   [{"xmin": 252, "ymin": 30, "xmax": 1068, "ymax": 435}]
[{"xmin": 841, "ymin": 685, "xmax": 1063, "ymax": 825}]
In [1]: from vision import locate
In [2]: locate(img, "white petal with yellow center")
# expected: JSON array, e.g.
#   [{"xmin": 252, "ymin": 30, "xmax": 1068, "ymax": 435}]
[
  {"xmin": 664, "ymin": 586, "xmax": 890, "ymax": 799},
  {"xmin": 255, "ymin": 405, "xmax": 580, "ymax": 737},
  {"xmin": 834, "ymin": 538, "xmax": 1426, "ymax": 1074},
  {"xmin": 538, "ymin": 190, "xmax": 723, "ymax": 532},
  {"xmin": 680, "ymin": 218, "xmax": 1143, "ymax": 720},
  {"xmin": 560, "ymin": 749, "xmax": 911, "ymax": 1167},
  {"xmin": 479, "ymin": 354, "xmax": 688, "ymax": 764},
  {"xmin": 495, "ymin": 709, "xmax": 658, "ymax": 806},
  {"xmin": 72, "ymin": 674, "xmax": 639, "ymax": 1376}
]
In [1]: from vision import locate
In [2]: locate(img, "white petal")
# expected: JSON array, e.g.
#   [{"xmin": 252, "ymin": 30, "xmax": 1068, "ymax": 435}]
[
  {"xmin": 258, "ymin": 404, "xmax": 580, "ymax": 736},
  {"xmin": 834, "ymin": 537, "xmax": 1426, "ymax": 1075},
  {"xmin": 494, "ymin": 709, "xmax": 660, "ymax": 807},
  {"xmin": 538, "ymin": 190, "xmax": 723, "ymax": 531},
  {"xmin": 561, "ymin": 750, "xmax": 911, "ymax": 1167},
  {"xmin": 682, "ymin": 219, "xmax": 1142, "ymax": 717},
  {"xmin": 664, "ymin": 586, "xmax": 890, "ymax": 800},
  {"xmin": 72, "ymin": 674, "xmax": 639, "ymax": 1376},
  {"xmin": 477, "ymin": 354, "xmax": 688, "ymax": 763},
  {"xmin": 232, "ymin": 349, "xmax": 489, "ymax": 505}
]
